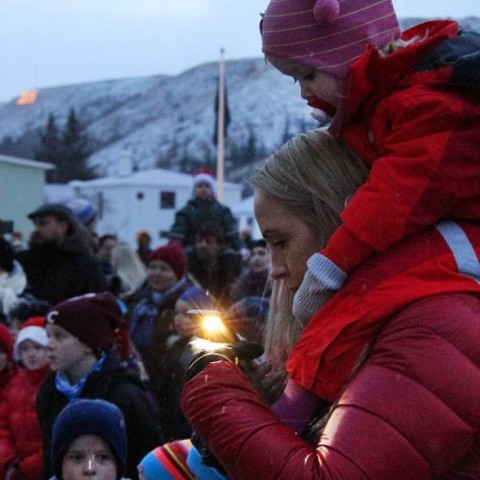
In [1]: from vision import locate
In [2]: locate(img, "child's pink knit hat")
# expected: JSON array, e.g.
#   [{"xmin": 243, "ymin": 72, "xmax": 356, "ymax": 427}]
[{"xmin": 261, "ymin": 0, "xmax": 400, "ymax": 79}]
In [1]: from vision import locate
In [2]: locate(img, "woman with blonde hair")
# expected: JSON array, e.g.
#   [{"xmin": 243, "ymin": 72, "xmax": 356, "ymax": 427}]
[{"xmin": 181, "ymin": 128, "xmax": 480, "ymax": 479}]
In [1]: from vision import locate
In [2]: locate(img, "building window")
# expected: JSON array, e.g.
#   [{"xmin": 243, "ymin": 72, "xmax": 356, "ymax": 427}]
[{"xmin": 160, "ymin": 191, "xmax": 175, "ymax": 209}]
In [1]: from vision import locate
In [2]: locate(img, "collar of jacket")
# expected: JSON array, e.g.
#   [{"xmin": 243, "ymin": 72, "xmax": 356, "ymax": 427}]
[{"xmin": 343, "ymin": 20, "xmax": 458, "ymax": 123}]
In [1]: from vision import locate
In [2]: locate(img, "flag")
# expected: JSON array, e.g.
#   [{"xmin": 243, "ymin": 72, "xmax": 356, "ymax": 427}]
[{"xmin": 212, "ymin": 77, "xmax": 231, "ymax": 146}]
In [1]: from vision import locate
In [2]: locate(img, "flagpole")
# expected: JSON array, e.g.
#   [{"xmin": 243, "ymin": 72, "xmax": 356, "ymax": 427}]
[{"xmin": 216, "ymin": 48, "xmax": 225, "ymax": 202}]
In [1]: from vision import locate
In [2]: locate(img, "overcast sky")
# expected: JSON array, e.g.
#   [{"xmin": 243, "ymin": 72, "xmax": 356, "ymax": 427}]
[{"xmin": 1, "ymin": 0, "xmax": 478, "ymax": 102}]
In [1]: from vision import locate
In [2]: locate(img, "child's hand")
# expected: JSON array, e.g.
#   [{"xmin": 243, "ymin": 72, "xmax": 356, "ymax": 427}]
[{"xmin": 293, "ymin": 253, "xmax": 347, "ymax": 325}]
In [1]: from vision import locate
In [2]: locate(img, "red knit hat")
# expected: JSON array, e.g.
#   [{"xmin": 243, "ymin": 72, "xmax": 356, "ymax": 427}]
[
  {"xmin": 261, "ymin": 0, "xmax": 400, "ymax": 79},
  {"xmin": 46, "ymin": 293, "xmax": 122, "ymax": 357},
  {"xmin": 148, "ymin": 242, "xmax": 187, "ymax": 280}
]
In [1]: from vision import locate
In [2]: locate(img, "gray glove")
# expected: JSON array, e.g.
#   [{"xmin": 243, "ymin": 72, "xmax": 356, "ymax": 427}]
[{"xmin": 293, "ymin": 253, "xmax": 347, "ymax": 326}]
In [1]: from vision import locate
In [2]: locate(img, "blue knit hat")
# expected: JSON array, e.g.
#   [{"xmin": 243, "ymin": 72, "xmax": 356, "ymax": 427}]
[
  {"xmin": 179, "ymin": 287, "xmax": 214, "ymax": 310},
  {"xmin": 65, "ymin": 197, "xmax": 97, "ymax": 226},
  {"xmin": 51, "ymin": 399, "xmax": 127, "ymax": 479}
]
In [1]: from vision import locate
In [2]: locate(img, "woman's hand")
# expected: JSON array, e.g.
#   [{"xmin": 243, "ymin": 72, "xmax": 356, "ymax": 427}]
[{"xmin": 247, "ymin": 361, "xmax": 287, "ymax": 404}]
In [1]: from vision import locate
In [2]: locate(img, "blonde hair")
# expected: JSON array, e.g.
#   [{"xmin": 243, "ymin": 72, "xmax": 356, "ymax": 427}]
[
  {"xmin": 112, "ymin": 243, "xmax": 147, "ymax": 296},
  {"xmin": 250, "ymin": 128, "xmax": 368, "ymax": 368}
]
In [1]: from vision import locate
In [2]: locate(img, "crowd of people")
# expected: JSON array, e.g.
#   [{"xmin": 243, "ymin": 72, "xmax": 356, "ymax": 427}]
[
  {"xmin": 0, "ymin": 160, "xmax": 270, "ymax": 479},
  {"xmin": 0, "ymin": 0, "xmax": 479, "ymax": 478}
]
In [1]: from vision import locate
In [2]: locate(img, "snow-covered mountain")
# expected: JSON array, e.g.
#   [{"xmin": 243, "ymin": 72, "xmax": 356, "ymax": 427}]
[
  {"xmin": 0, "ymin": 58, "xmax": 317, "ymax": 179},
  {"xmin": 0, "ymin": 16, "xmax": 478, "ymax": 182}
]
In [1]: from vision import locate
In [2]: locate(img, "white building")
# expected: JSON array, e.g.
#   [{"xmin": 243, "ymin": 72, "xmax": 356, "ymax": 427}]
[
  {"xmin": 68, "ymin": 168, "xmax": 244, "ymax": 247},
  {"xmin": 0, "ymin": 154, "xmax": 53, "ymax": 243}
]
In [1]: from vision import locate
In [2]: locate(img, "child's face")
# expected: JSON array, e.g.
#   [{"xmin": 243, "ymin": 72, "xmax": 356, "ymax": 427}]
[
  {"xmin": 174, "ymin": 300, "xmax": 199, "ymax": 338},
  {"xmin": 147, "ymin": 259, "xmax": 178, "ymax": 291},
  {"xmin": 18, "ymin": 339, "xmax": 49, "ymax": 370},
  {"xmin": 249, "ymin": 246, "xmax": 269, "ymax": 273},
  {"xmin": 267, "ymin": 55, "xmax": 340, "ymax": 109},
  {"xmin": 194, "ymin": 181, "xmax": 213, "ymax": 200},
  {"xmin": 46, "ymin": 324, "xmax": 93, "ymax": 375},
  {"xmin": 61, "ymin": 434, "xmax": 117, "ymax": 480}
]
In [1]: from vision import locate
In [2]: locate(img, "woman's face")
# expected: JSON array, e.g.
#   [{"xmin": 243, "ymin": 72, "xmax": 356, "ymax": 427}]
[
  {"xmin": 147, "ymin": 259, "xmax": 178, "ymax": 292},
  {"xmin": 61, "ymin": 434, "xmax": 117, "ymax": 480},
  {"xmin": 254, "ymin": 191, "xmax": 320, "ymax": 293},
  {"xmin": 267, "ymin": 55, "xmax": 340, "ymax": 109}
]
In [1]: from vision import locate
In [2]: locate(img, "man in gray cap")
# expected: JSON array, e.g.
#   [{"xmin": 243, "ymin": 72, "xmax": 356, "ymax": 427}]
[{"xmin": 16, "ymin": 203, "xmax": 106, "ymax": 305}]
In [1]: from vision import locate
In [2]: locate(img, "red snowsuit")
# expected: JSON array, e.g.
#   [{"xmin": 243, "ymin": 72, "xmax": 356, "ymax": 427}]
[
  {"xmin": 0, "ymin": 364, "xmax": 49, "ymax": 480},
  {"xmin": 323, "ymin": 20, "xmax": 480, "ymax": 273}
]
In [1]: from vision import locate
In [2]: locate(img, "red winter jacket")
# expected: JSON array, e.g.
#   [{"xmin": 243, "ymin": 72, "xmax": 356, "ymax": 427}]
[
  {"xmin": 182, "ymin": 295, "xmax": 480, "ymax": 479},
  {"xmin": 182, "ymin": 223, "xmax": 480, "ymax": 479},
  {"xmin": 323, "ymin": 21, "xmax": 480, "ymax": 273},
  {"xmin": 0, "ymin": 364, "xmax": 49, "ymax": 480},
  {"xmin": 289, "ymin": 222, "xmax": 480, "ymax": 401}
]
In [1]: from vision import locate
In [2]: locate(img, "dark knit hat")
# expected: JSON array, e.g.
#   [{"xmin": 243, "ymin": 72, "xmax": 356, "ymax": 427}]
[
  {"xmin": 148, "ymin": 242, "xmax": 186, "ymax": 280},
  {"xmin": 51, "ymin": 399, "xmax": 127, "ymax": 479},
  {"xmin": 27, "ymin": 203, "xmax": 75, "ymax": 222},
  {"xmin": 46, "ymin": 292, "xmax": 121, "ymax": 356}
]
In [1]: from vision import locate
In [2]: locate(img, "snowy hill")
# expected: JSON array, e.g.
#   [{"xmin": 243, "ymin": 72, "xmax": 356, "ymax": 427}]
[
  {"xmin": 0, "ymin": 16, "xmax": 478, "ymax": 183},
  {"xmin": 0, "ymin": 58, "xmax": 317, "ymax": 180}
]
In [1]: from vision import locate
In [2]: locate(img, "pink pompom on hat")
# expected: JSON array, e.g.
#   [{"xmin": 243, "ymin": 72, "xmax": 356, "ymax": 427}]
[
  {"xmin": 193, "ymin": 168, "xmax": 216, "ymax": 195},
  {"xmin": 261, "ymin": 0, "xmax": 401, "ymax": 79}
]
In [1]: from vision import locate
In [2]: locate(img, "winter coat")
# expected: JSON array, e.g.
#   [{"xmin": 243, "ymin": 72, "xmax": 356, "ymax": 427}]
[
  {"xmin": 0, "ymin": 324, "xmax": 15, "ymax": 403},
  {"xmin": 157, "ymin": 335, "xmax": 193, "ymax": 441},
  {"xmin": 231, "ymin": 269, "xmax": 271, "ymax": 303},
  {"xmin": 182, "ymin": 223, "xmax": 480, "ymax": 478},
  {"xmin": 323, "ymin": 21, "xmax": 480, "ymax": 274},
  {"xmin": 127, "ymin": 277, "xmax": 193, "ymax": 395},
  {"xmin": 0, "ymin": 364, "xmax": 49, "ymax": 480},
  {"xmin": 16, "ymin": 223, "xmax": 106, "ymax": 305},
  {"xmin": 288, "ymin": 221, "xmax": 480, "ymax": 402},
  {"xmin": 182, "ymin": 292, "xmax": 480, "ymax": 479},
  {"xmin": 169, "ymin": 197, "xmax": 242, "ymax": 251},
  {"xmin": 36, "ymin": 351, "xmax": 164, "ymax": 480},
  {"xmin": 187, "ymin": 247, "xmax": 242, "ymax": 309}
]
